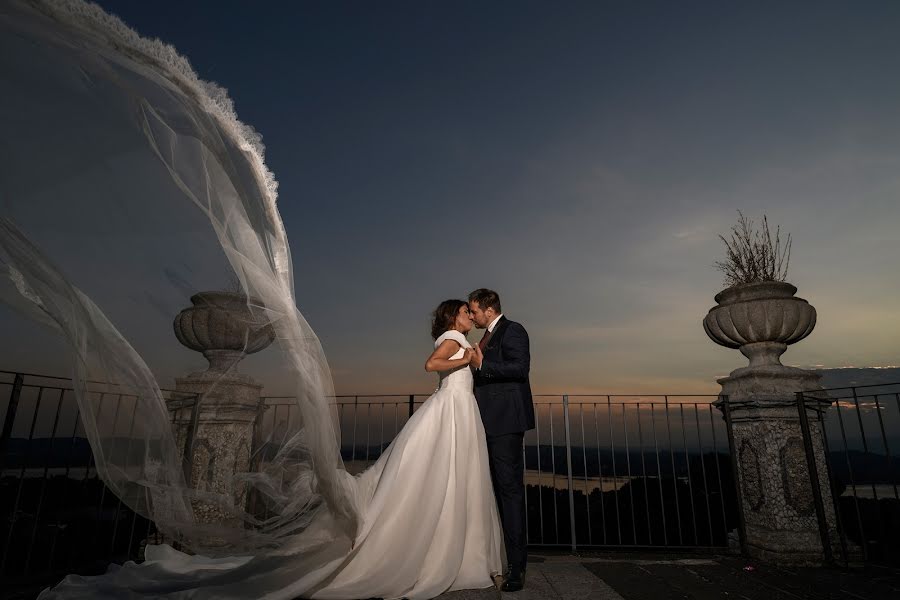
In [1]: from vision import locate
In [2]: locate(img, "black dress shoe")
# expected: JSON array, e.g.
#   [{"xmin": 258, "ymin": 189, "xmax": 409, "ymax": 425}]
[{"xmin": 501, "ymin": 567, "xmax": 524, "ymax": 592}]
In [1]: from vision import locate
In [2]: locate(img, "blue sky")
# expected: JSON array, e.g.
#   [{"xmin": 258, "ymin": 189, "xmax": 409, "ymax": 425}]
[{"xmin": 3, "ymin": 1, "xmax": 900, "ymax": 394}]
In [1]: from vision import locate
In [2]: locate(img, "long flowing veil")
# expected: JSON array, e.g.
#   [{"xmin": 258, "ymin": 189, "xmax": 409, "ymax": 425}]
[{"xmin": 0, "ymin": 0, "xmax": 361, "ymax": 557}]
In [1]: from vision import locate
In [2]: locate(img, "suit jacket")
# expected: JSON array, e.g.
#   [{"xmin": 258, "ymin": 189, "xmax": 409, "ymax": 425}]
[{"xmin": 473, "ymin": 316, "xmax": 535, "ymax": 436}]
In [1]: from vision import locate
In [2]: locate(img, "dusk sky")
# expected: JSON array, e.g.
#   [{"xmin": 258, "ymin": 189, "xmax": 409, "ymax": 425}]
[{"xmin": 3, "ymin": 1, "xmax": 900, "ymax": 395}]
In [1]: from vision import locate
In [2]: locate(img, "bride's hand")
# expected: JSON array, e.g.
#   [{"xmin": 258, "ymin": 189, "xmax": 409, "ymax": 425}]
[{"xmin": 470, "ymin": 344, "xmax": 483, "ymax": 369}]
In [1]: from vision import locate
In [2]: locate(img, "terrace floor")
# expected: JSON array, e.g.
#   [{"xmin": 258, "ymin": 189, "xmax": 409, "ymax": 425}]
[
  {"xmin": 7, "ymin": 552, "xmax": 900, "ymax": 599},
  {"xmin": 442, "ymin": 552, "xmax": 900, "ymax": 600}
]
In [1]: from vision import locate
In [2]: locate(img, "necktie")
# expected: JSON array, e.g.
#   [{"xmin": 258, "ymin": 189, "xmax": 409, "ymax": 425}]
[{"xmin": 479, "ymin": 328, "xmax": 492, "ymax": 350}]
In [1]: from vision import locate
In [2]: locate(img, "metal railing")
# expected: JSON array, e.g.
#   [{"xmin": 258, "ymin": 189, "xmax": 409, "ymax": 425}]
[
  {"xmin": 1, "ymin": 370, "xmax": 740, "ymax": 589},
  {"xmin": 259, "ymin": 394, "xmax": 427, "ymax": 469},
  {"xmin": 7, "ymin": 366, "xmax": 899, "ymax": 585},
  {"xmin": 261, "ymin": 393, "xmax": 739, "ymax": 552},
  {"xmin": 534, "ymin": 395, "xmax": 735, "ymax": 550},
  {"xmin": 0, "ymin": 371, "xmax": 197, "ymax": 588},
  {"xmin": 798, "ymin": 383, "xmax": 900, "ymax": 566}
]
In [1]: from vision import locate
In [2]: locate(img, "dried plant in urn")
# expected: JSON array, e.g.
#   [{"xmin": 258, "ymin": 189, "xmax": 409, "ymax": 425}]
[
  {"xmin": 703, "ymin": 212, "xmax": 815, "ymax": 368},
  {"xmin": 715, "ymin": 211, "xmax": 792, "ymax": 288}
]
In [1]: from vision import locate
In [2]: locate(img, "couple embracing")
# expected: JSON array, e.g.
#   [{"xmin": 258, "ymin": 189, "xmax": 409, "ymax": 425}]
[
  {"xmin": 423, "ymin": 288, "xmax": 535, "ymax": 595},
  {"xmin": 264, "ymin": 288, "xmax": 534, "ymax": 599},
  {"xmin": 40, "ymin": 289, "xmax": 534, "ymax": 600}
]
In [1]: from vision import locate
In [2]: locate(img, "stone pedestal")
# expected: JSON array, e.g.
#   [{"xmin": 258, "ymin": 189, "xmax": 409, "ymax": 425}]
[
  {"xmin": 168, "ymin": 372, "xmax": 263, "ymax": 526},
  {"xmin": 716, "ymin": 366, "xmax": 837, "ymax": 563},
  {"xmin": 168, "ymin": 291, "xmax": 275, "ymax": 530},
  {"xmin": 704, "ymin": 281, "xmax": 838, "ymax": 564}
]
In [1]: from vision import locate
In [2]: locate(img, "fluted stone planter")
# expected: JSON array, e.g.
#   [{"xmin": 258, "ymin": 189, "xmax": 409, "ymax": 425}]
[
  {"xmin": 704, "ymin": 281, "xmax": 816, "ymax": 368},
  {"xmin": 173, "ymin": 291, "xmax": 276, "ymax": 374},
  {"xmin": 705, "ymin": 281, "xmax": 837, "ymax": 563},
  {"xmin": 168, "ymin": 291, "xmax": 275, "ymax": 530}
]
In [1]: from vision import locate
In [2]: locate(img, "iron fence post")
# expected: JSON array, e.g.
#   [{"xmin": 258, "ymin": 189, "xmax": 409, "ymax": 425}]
[
  {"xmin": 721, "ymin": 394, "xmax": 748, "ymax": 556},
  {"xmin": 796, "ymin": 391, "xmax": 834, "ymax": 564},
  {"xmin": 0, "ymin": 372, "xmax": 24, "ymax": 474},
  {"xmin": 182, "ymin": 393, "xmax": 202, "ymax": 485},
  {"xmin": 247, "ymin": 399, "xmax": 268, "ymax": 518},
  {"xmin": 563, "ymin": 395, "xmax": 577, "ymax": 551},
  {"xmin": 814, "ymin": 395, "xmax": 849, "ymax": 566}
]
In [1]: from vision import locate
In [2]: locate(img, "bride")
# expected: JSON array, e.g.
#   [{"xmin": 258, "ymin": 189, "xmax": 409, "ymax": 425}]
[
  {"xmin": 309, "ymin": 300, "xmax": 506, "ymax": 597},
  {"xmin": 39, "ymin": 299, "xmax": 505, "ymax": 599},
  {"xmin": 303, "ymin": 299, "xmax": 505, "ymax": 598},
  {"xmin": 0, "ymin": 1, "xmax": 504, "ymax": 597}
]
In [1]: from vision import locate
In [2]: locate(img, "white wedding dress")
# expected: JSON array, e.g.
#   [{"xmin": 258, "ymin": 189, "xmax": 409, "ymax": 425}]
[
  {"xmin": 41, "ymin": 330, "xmax": 505, "ymax": 599},
  {"xmin": 2, "ymin": 3, "xmax": 504, "ymax": 597}
]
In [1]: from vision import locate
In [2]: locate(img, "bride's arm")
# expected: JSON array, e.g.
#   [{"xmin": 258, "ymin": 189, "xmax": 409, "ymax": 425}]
[{"xmin": 425, "ymin": 340, "xmax": 473, "ymax": 372}]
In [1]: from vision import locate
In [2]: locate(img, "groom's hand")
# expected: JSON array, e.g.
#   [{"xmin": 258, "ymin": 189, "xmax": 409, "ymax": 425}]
[{"xmin": 471, "ymin": 344, "xmax": 484, "ymax": 369}]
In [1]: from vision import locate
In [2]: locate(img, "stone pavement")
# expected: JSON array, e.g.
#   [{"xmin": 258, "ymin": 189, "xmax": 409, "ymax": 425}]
[
  {"xmin": 436, "ymin": 553, "xmax": 900, "ymax": 600},
  {"xmin": 439, "ymin": 555, "xmax": 624, "ymax": 600},
  {"xmin": 9, "ymin": 553, "xmax": 899, "ymax": 599}
]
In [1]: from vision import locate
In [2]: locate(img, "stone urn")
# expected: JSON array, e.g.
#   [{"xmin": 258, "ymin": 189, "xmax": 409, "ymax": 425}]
[
  {"xmin": 173, "ymin": 291, "xmax": 276, "ymax": 374},
  {"xmin": 703, "ymin": 281, "xmax": 816, "ymax": 369},
  {"xmin": 705, "ymin": 281, "xmax": 836, "ymax": 563},
  {"xmin": 168, "ymin": 291, "xmax": 275, "ymax": 531}
]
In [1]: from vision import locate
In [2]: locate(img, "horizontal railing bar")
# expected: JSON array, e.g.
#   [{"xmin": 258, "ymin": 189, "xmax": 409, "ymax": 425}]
[
  {"xmin": 0, "ymin": 385, "xmax": 72, "ymax": 393},
  {"xmin": 800, "ymin": 381, "xmax": 900, "ymax": 393},
  {"xmin": 262, "ymin": 395, "xmax": 428, "ymax": 400},
  {"xmin": 262, "ymin": 395, "xmax": 724, "ymax": 403},
  {"xmin": 263, "ymin": 394, "xmax": 724, "ymax": 398},
  {"xmin": 799, "ymin": 393, "xmax": 895, "ymax": 402},
  {"xmin": 0, "ymin": 370, "xmax": 80, "ymax": 380},
  {"xmin": 531, "ymin": 400, "xmax": 721, "ymax": 405},
  {"xmin": 0, "ymin": 387, "xmax": 196, "ymax": 401},
  {"xmin": 0, "ymin": 371, "xmax": 191, "ymax": 395},
  {"xmin": 5, "ymin": 370, "xmax": 898, "ymax": 399},
  {"xmin": 535, "ymin": 394, "xmax": 724, "ymax": 398},
  {"xmin": 0, "ymin": 387, "xmax": 192, "ymax": 399},
  {"xmin": 525, "ymin": 543, "xmax": 729, "ymax": 550}
]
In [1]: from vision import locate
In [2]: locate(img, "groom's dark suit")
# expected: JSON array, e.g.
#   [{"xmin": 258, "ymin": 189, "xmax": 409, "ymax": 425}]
[{"xmin": 473, "ymin": 316, "xmax": 534, "ymax": 573}]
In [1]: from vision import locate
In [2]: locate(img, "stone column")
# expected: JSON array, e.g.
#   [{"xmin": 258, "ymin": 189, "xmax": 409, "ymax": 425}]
[
  {"xmin": 704, "ymin": 281, "xmax": 837, "ymax": 563},
  {"xmin": 168, "ymin": 291, "xmax": 274, "ymax": 527}
]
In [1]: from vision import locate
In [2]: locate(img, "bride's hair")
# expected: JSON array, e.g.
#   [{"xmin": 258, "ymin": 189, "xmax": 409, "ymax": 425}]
[{"xmin": 431, "ymin": 299, "xmax": 467, "ymax": 339}]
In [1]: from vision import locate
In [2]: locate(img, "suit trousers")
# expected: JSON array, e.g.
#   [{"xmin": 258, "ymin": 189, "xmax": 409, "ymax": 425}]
[{"xmin": 486, "ymin": 431, "xmax": 527, "ymax": 571}]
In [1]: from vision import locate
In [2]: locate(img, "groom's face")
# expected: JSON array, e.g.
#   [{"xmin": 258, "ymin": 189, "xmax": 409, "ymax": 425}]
[{"xmin": 468, "ymin": 300, "xmax": 493, "ymax": 329}]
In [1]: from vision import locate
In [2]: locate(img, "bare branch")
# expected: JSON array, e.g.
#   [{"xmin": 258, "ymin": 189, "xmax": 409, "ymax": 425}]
[{"xmin": 715, "ymin": 211, "xmax": 792, "ymax": 287}]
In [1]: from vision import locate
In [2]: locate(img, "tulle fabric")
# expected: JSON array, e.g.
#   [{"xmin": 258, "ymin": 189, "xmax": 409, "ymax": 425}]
[
  {"xmin": 39, "ymin": 333, "xmax": 505, "ymax": 599},
  {"xmin": 0, "ymin": 0, "xmax": 359, "ymax": 554}
]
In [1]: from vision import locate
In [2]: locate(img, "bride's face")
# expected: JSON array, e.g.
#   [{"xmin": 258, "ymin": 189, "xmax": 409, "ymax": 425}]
[{"xmin": 454, "ymin": 304, "xmax": 474, "ymax": 334}]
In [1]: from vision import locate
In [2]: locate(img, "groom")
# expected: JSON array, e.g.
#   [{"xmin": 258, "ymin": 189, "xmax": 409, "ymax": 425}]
[{"xmin": 468, "ymin": 288, "xmax": 534, "ymax": 592}]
